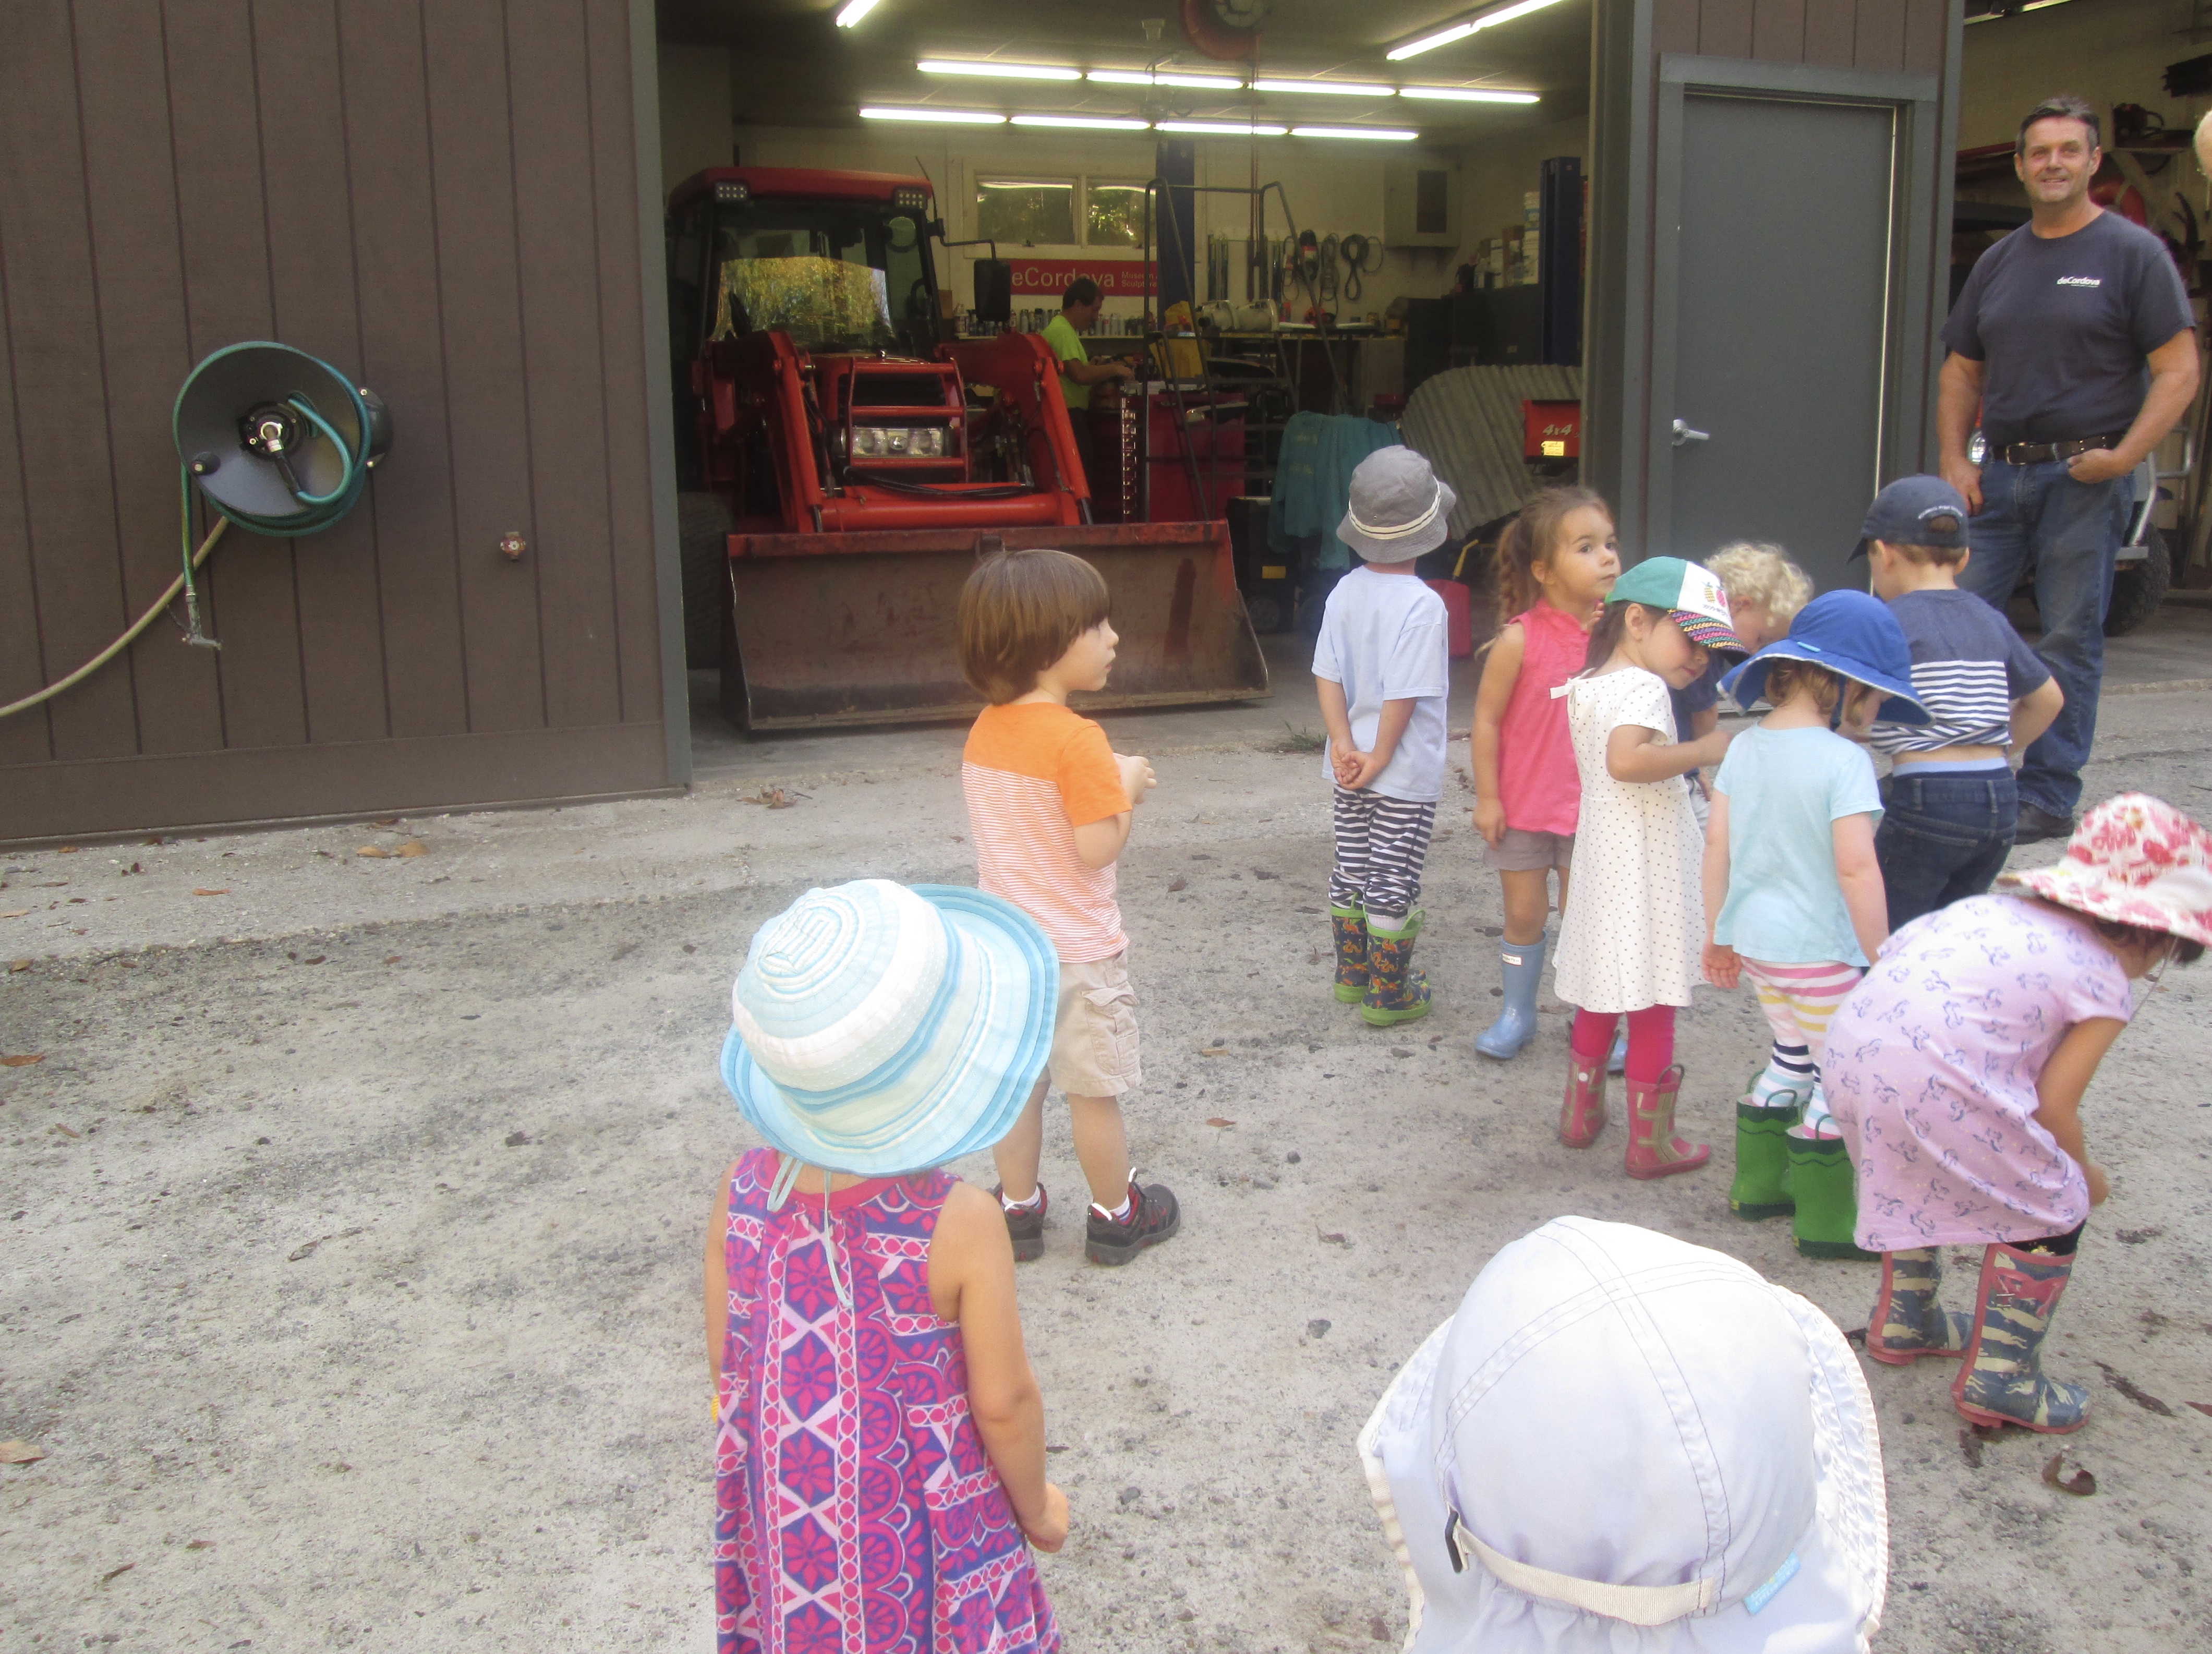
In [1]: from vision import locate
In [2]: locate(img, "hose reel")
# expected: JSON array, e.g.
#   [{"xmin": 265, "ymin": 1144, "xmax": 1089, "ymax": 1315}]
[{"xmin": 1, "ymin": 342, "xmax": 392, "ymax": 720}]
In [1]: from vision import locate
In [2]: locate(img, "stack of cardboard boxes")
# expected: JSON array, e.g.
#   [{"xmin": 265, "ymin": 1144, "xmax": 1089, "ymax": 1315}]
[{"xmin": 1470, "ymin": 190, "xmax": 1544, "ymax": 288}]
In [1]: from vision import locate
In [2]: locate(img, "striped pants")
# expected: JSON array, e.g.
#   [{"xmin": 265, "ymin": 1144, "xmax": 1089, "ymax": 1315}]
[
  {"xmin": 1740, "ymin": 958, "xmax": 1862, "ymax": 1139},
  {"xmin": 1328, "ymin": 786, "xmax": 1436, "ymax": 928}
]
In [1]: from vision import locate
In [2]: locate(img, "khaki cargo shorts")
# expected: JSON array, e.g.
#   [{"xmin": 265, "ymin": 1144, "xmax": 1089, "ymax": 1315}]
[{"xmin": 1046, "ymin": 950, "xmax": 1142, "ymax": 1098}]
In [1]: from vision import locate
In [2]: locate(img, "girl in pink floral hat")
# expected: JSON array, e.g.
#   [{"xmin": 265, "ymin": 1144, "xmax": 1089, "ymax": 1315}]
[{"xmin": 1824, "ymin": 794, "xmax": 2212, "ymax": 1433}]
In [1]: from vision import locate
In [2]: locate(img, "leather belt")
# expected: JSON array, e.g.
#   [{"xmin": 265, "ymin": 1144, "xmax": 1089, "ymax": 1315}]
[{"xmin": 1996, "ymin": 433, "xmax": 2128, "ymax": 465}]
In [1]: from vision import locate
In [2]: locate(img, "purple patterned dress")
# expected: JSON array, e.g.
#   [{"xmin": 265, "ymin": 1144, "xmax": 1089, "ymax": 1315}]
[{"xmin": 715, "ymin": 1149, "xmax": 1059, "ymax": 1654}]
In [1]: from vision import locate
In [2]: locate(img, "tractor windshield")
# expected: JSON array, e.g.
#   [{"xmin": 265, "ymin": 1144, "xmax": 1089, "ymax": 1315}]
[{"xmin": 708, "ymin": 201, "xmax": 935, "ymax": 356}]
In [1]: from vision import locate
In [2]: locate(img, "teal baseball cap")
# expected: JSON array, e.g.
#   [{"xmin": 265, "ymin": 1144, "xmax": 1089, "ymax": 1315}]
[{"xmin": 1607, "ymin": 556, "xmax": 1747, "ymax": 656}]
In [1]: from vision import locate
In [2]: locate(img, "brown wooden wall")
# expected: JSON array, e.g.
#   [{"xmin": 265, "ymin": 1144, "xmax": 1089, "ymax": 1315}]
[
  {"xmin": 1586, "ymin": 0, "xmax": 1962, "ymax": 548},
  {"xmin": 0, "ymin": 0, "xmax": 676, "ymax": 842}
]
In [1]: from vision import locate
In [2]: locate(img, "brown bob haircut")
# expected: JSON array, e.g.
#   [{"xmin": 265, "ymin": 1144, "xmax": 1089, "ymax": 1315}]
[{"xmin": 958, "ymin": 549, "xmax": 1111, "ymax": 704}]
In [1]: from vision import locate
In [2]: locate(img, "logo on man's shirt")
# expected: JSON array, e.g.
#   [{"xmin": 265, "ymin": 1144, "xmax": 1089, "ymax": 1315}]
[{"xmin": 2055, "ymin": 275, "xmax": 2103, "ymax": 287}]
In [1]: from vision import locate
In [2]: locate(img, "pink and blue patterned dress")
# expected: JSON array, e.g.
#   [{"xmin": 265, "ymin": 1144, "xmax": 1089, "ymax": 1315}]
[{"xmin": 715, "ymin": 1149, "xmax": 1059, "ymax": 1654}]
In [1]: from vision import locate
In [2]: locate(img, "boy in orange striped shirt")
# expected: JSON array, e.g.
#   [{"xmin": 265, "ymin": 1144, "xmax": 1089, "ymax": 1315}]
[{"xmin": 957, "ymin": 549, "xmax": 1182, "ymax": 1266}]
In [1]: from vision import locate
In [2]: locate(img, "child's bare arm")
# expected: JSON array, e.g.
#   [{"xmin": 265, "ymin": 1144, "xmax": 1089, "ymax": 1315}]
[
  {"xmin": 929, "ymin": 1182, "xmax": 1068, "ymax": 1551},
  {"xmin": 2032, "ymin": 1016, "xmax": 2129, "ymax": 1206},
  {"xmin": 1470, "ymin": 624, "xmax": 1523, "ymax": 843},
  {"xmin": 1606, "ymin": 722, "xmax": 1733, "ymax": 783},
  {"xmin": 705, "ymin": 1161, "xmax": 738, "ymax": 1398},
  {"xmin": 1072, "ymin": 813, "xmax": 1131, "ymax": 870},
  {"xmin": 2011, "ymin": 679, "xmax": 2064, "ymax": 756},
  {"xmin": 1831, "ymin": 812, "xmax": 1888, "ymax": 967},
  {"xmin": 1701, "ymin": 793, "xmax": 1739, "ymax": 988},
  {"xmin": 1316, "ymin": 676, "xmax": 1360, "ymax": 785}
]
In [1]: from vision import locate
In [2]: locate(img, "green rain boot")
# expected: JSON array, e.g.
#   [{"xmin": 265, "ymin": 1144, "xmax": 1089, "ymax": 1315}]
[
  {"xmin": 1361, "ymin": 910, "xmax": 1432, "ymax": 1029},
  {"xmin": 1953, "ymin": 1243, "xmax": 2089, "ymax": 1433},
  {"xmin": 1730, "ymin": 1065, "xmax": 1806, "ymax": 1220},
  {"xmin": 1330, "ymin": 903, "xmax": 1370, "ymax": 1005},
  {"xmin": 1786, "ymin": 1136, "xmax": 1877, "ymax": 1261},
  {"xmin": 1865, "ymin": 1247, "xmax": 1972, "ymax": 1366}
]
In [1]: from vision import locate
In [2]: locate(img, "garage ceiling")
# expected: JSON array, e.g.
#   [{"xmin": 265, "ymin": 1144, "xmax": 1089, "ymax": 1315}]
[{"xmin": 658, "ymin": 1, "xmax": 1592, "ymax": 140}]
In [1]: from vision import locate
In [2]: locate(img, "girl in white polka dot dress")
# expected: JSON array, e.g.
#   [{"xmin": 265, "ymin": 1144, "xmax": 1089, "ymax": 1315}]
[{"xmin": 1551, "ymin": 558, "xmax": 1746, "ymax": 1179}]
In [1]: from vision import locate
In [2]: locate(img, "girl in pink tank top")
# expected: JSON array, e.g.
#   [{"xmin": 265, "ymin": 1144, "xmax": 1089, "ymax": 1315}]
[{"xmin": 1469, "ymin": 489, "xmax": 1622, "ymax": 1060}]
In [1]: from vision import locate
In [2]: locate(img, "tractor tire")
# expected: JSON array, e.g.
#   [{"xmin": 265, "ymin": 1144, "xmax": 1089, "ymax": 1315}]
[
  {"xmin": 679, "ymin": 491, "xmax": 734, "ymax": 669},
  {"xmin": 2105, "ymin": 523, "xmax": 2170, "ymax": 637}
]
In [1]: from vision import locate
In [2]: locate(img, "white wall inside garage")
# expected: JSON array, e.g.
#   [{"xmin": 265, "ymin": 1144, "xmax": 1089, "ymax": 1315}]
[
  {"xmin": 658, "ymin": 45, "xmax": 1588, "ymax": 325},
  {"xmin": 1958, "ymin": 0, "xmax": 2208, "ymax": 153}
]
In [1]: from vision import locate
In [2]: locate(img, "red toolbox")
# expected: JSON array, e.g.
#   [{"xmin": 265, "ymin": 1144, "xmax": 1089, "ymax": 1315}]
[{"xmin": 1426, "ymin": 577, "xmax": 1474, "ymax": 658}]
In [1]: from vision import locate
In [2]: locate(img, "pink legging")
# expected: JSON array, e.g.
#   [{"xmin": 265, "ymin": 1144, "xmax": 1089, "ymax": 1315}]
[{"xmin": 1572, "ymin": 1005, "xmax": 1676, "ymax": 1085}]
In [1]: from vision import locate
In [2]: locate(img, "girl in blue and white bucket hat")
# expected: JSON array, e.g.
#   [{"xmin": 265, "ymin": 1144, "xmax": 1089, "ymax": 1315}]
[
  {"xmin": 1359, "ymin": 1218, "xmax": 1887, "ymax": 1653},
  {"xmin": 706, "ymin": 879, "xmax": 1066, "ymax": 1654}
]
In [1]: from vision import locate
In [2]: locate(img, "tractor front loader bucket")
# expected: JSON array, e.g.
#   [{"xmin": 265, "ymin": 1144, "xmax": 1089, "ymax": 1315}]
[{"xmin": 722, "ymin": 521, "xmax": 1269, "ymax": 731}]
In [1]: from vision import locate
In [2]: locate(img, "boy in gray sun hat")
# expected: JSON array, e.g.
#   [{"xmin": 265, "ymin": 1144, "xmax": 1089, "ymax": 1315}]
[{"xmin": 1315, "ymin": 445, "xmax": 1456, "ymax": 1026}]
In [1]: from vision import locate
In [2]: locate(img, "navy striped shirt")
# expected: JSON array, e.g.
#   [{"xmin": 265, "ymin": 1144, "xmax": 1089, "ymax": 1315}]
[{"xmin": 1868, "ymin": 588, "xmax": 2051, "ymax": 755}]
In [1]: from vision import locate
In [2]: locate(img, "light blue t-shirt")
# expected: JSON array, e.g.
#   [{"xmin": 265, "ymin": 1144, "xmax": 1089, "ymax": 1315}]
[
  {"xmin": 1311, "ymin": 564, "xmax": 1449, "ymax": 803},
  {"xmin": 1712, "ymin": 725, "xmax": 1883, "ymax": 965}
]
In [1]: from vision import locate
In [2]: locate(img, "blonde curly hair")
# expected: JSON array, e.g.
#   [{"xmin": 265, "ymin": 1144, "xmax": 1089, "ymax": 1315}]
[{"xmin": 1705, "ymin": 542, "xmax": 1814, "ymax": 629}]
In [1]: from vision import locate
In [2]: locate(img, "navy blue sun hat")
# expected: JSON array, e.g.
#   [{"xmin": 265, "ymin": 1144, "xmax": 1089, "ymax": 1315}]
[
  {"xmin": 1721, "ymin": 589, "xmax": 1931, "ymax": 725},
  {"xmin": 1848, "ymin": 475, "xmax": 1969, "ymax": 561}
]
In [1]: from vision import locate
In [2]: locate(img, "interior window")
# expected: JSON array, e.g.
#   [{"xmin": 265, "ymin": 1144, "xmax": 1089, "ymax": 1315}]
[{"xmin": 975, "ymin": 178, "xmax": 1077, "ymax": 247}]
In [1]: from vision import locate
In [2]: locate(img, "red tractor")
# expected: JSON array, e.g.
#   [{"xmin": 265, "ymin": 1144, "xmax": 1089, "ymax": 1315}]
[{"xmin": 664, "ymin": 166, "xmax": 1265, "ymax": 730}]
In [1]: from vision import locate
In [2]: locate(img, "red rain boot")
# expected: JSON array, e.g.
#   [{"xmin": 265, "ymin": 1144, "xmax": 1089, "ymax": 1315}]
[
  {"xmin": 1558, "ymin": 1051, "xmax": 1607, "ymax": 1149},
  {"xmin": 1623, "ymin": 1064, "xmax": 1710, "ymax": 1180}
]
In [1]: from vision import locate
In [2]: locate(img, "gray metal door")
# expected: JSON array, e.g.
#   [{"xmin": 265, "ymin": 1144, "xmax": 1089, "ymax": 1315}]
[
  {"xmin": 1666, "ymin": 96, "xmax": 1893, "ymax": 589},
  {"xmin": 1642, "ymin": 57, "xmax": 1941, "ymax": 597}
]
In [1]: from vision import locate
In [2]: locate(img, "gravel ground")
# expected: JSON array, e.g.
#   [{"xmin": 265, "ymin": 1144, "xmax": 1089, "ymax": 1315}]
[{"xmin": 4, "ymin": 691, "xmax": 2211, "ymax": 1652}]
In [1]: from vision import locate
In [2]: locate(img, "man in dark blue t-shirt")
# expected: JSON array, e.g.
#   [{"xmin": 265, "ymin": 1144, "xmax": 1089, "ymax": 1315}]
[{"xmin": 1938, "ymin": 95, "xmax": 2198, "ymax": 842}]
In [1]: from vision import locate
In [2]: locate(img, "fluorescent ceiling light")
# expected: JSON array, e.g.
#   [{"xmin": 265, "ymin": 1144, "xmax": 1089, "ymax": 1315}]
[
  {"xmin": 1157, "ymin": 120, "xmax": 1289, "ymax": 136},
  {"xmin": 835, "ymin": 0, "xmax": 883, "ymax": 26},
  {"xmin": 1388, "ymin": 0, "xmax": 1573, "ymax": 61},
  {"xmin": 917, "ymin": 59, "xmax": 1082, "ymax": 81},
  {"xmin": 1087, "ymin": 69, "xmax": 1245, "ymax": 91},
  {"xmin": 1293, "ymin": 126, "xmax": 1420, "ymax": 141},
  {"xmin": 1254, "ymin": 78, "xmax": 1397, "ymax": 98},
  {"xmin": 1398, "ymin": 86, "xmax": 1540, "ymax": 103},
  {"xmin": 859, "ymin": 106, "xmax": 1009, "ymax": 124},
  {"xmin": 978, "ymin": 180, "xmax": 1075, "ymax": 189},
  {"xmin": 1010, "ymin": 114, "xmax": 1153, "ymax": 130}
]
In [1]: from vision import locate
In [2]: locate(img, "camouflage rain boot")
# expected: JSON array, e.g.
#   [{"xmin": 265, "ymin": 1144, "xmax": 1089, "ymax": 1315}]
[
  {"xmin": 1331, "ymin": 902, "xmax": 1370, "ymax": 1005},
  {"xmin": 1952, "ymin": 1242, "xmax": 2090, "ymax": 1433},
  {"xmin": 1623, "ymin": 1064, "xmax": 1710, "ymax": 1180},
  {"xmin": 1865, "ymin": 1247, "xmax": 1972, "ymax": 1366},
  {"xmin": 1361, "ymin": 911, "xmax": 1432, "ymax": 1029}
]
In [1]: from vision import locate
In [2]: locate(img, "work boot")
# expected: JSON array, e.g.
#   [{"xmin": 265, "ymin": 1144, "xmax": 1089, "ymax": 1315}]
[
  {"xmin": 1557, "ymin": 1048, "xmax": 1607, "ymax": 1149},
  {"xmin": 1728, "ymin": 1103, "xmax": 1798, "ymax": 1220},
  {"xmin": 1475, "ymin": 933, "xmax": 1545, "ymax": 1059},
  {"xmin": 993, "ymin": 1182, "xmax": 1047, "ymax": 1263},
  {"xmin": 1623, "ymin": 1065, "xmax": 1710, "ymax": 1180},
  {"xmin": 1953, "ymin": 1242, "xmax": 2089, "ymax": 1433},
  {"xmin": 1786, "ymin": 1136, "xmax": 1876, "ymax": 1260},
  {"xmin": 1330, "ymin": 902, "xmax": 1370, "ymax": 1005},
  {"xmin": 1866, "ymin": 1247, "xmax": 1972, "ymax": 1365},
  {"xmin": 1361, "ymin": 911, "xmax": 1432, "ymax": 1028},
  {"xmin": 1085, "ymin": 1178, "xmax": 1181, "ymax": 1266}
]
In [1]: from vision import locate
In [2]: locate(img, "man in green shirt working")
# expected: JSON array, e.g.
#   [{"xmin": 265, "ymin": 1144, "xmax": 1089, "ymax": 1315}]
[{"xmin": 1040, "ymin": 277, "xmax": 1135, "ymax": 491}]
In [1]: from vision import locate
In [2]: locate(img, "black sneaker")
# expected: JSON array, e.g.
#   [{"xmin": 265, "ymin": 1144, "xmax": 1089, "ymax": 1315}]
[
  {"xmin": 993, "ymin": 1182, "xmax": 1047, "ymax": 1262},
  {"xmin": 2014, "ymin": 803, "xmax": 2076, "ymax": 846},
  {"xmin": 1084, "ymin": 1179, "xmax": 1181, "ymax": 1266}
]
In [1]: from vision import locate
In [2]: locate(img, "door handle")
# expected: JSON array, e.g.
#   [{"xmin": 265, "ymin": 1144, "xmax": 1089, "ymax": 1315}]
[{"xmin": 1672, "ymin": 418, "xmax": 1710, "ymax": 447}]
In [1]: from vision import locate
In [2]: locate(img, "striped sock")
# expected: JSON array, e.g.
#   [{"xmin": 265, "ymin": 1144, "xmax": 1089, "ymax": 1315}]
[{"xmin": 1751, "ymin": 1043, "xmax": 1813, "ymax": 1110}]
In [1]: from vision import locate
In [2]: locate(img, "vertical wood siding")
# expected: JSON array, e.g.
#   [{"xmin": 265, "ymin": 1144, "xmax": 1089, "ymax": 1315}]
[{"xmin": 0, "ymin": 0, "xmax": 669, "ymax": 840}]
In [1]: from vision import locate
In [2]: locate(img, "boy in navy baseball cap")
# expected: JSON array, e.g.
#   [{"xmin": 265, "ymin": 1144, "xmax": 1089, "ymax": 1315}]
[{"xmin": 1852, "ymin": 476, "xmax": 2064, "ymax": 931}]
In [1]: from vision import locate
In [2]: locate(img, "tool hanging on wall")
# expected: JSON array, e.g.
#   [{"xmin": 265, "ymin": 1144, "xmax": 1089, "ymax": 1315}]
[
  {"xmin": 1, "ymin": 341, "xmax": 392, "ymax": 721},
  {"xmin": 1338, "ymin": 233, "xmax": 1381, "ymax": 301}
]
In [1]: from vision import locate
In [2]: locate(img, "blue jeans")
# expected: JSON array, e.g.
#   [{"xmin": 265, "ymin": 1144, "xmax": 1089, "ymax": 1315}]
[
  {"xmin": 1876, "ymin": 770, "xmax": 2018, "ymax": 931},
  {"xmin": 1958, "ymin": 458, "xmax": 2133, "ymax": 817}
]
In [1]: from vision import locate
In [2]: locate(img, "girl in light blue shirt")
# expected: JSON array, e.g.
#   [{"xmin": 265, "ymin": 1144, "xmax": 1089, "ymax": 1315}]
[{"xmin": 1702, "ymin": 591, "xmax": 1929, "ymax": 1262}]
